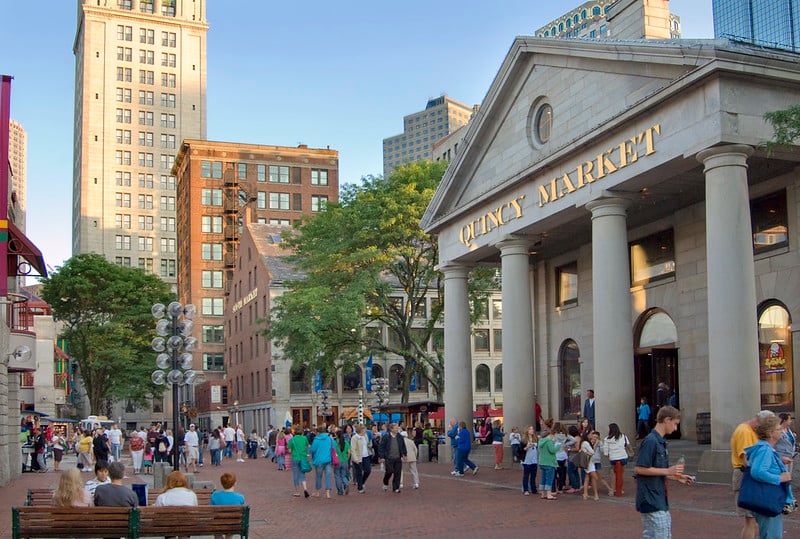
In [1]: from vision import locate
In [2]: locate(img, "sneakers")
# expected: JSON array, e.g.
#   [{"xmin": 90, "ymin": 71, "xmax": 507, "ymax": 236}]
[
  {"xmin": 453, "ymin": 472, "xmax": 465, "ymax": 476},
  {"xmin": 383, "ymin": 485, "xmax": 388, "ymax": 492},
  {"xmin": 393, "ymin": 489, "xmax": 401, "ymax": 493},
  {"xmin": 413, "ymin": 484, "xmax": 419, "ymax": 489},
  {"xmin": 450, "ymin": 470, "xmax": 458, "ymax": 475},
  {"xmin": 472, "ymin": 466, "xmax": 479, "ymax": 476},
  {"xmin": 783, "ymin": 504, "xmax": 795, "ymax": 515},
  {"xmin": 358, "ymin": 489, "xmax": 365, "ymax": 493}
]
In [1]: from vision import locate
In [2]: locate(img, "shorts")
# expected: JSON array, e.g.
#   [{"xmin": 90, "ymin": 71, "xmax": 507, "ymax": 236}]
[
  {"xmin": 732, "ymin": 467, "xmax": 755, "ymax": 518},
  {"xmin": 187, "ymin": 446, "xmax": 199, "ymax": 460}
]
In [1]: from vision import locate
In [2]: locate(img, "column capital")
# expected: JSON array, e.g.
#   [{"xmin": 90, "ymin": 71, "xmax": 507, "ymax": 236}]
[
  {"xmin": 437, "ymin": 261, "xmax": 471, "ymax": 279},
  {"xmin": 696, "ymin": 144, "xmax": 754, "ymax": 173},
  {"xmin": 496, "ymin": 235, "xmax": 531, "ymax": 257},
  {"xmin": 585, "ymin": 196, "xmax": 630, "ymax": 219}
]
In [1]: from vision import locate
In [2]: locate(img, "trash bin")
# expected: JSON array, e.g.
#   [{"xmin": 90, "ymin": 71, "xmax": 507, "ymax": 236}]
[{"xmin": 132, "ymin": 484, "xmax": 148, "ymax": 506}]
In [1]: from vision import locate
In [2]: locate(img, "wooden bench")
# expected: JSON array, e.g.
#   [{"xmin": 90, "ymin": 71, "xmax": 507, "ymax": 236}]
[
  {"xmin": 12, "ymin": 505, "xmax": 249, "ymax": 539},
  {"xmin": 147, "ymin": 488, "xmax": 213, "ymax": 506},
  {"xmin": 138, "ymin": 505, "xmax": 249, "ymax": 538},
  {"xmin": 12, "ymin": 506, "xmax": 135, "ymax": 538},
  {"xmin": 25, "ymin": 488, "xmax": 55, "ymax": 506}
]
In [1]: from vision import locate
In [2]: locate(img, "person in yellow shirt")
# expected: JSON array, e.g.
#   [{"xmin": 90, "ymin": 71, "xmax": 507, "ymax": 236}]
[
  {"xmin": 77, "ymin": 429, "xmax": 94, "ymax": 471},
  {"xmin": 730, "ymin": 410, "xmax": 774, "ymax": 539}
]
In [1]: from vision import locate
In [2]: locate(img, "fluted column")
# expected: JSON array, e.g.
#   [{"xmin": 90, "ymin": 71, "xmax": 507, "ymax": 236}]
[
  {"xmin": 585, "ymin": 197, "xmax": 635, "ymax": 434},
  {"xmin": 440, "ymin": 262, "xmax": 473, "ymax": 427},
  {"xmin": 697, "ymin": 144, "xmax": 759, "ymax": 450},
  {"xmin": 496, "ymin": 237, "xmax": 535, "ymax": 432}
]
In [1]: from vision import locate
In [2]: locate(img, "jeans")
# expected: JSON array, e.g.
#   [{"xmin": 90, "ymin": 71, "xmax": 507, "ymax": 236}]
[
  {"xmin": 353, "ymin": 457, "xmax": 371, "ymax": 490},
  {"xmin": 111, "ymin": 443, "xmax": 121, "ymax": 462},
  {"xmin": 315, "ymin": 462, "xmax": 332, "ymax": 491},
  {"xmin": 291, "ymin": 459, "xmax": 307, "ymax": 487},
  {"xmin": 455, "ymin": 448, "xmax": 476, "ymax": 474},
  {"xmin": 522, "ymin": 463, "xmax": 538, "ymax": 493},
  {"xmin": 265, "ymin": 445, "xmax": 275, "ymax": 460},
  {"xmin": 210, "ymin": 448, "xmax": 220, "ymax": 466},
  {"xmin": 554, "ymin": 459, "xmax": 567, "ymax": 491},
  {"xmin": 567, "ymin": 460, "xmax": 581, "ymax": 489},
  {"xmin": 224, "ymin": 441, "xmax": 233, "ymax": 458},
  {"xmin": 197, "ymin": 445, "xmax": 204, "ymax": 465},
  {"xmin": 753, "ymin": 513, "xmax": 783, "ymax": 539},
  {"xmin": 334, "ymin": 463, "xmax": 349, "ymax": 493},
  {"xmin": 539, "ymin": 464, "xmax": 555, "ymax": 492}
]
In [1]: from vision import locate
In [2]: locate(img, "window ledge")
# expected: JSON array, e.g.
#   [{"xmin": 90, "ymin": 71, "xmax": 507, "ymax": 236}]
[{"xmin": 754, "ymin": 245, "xmax": 789, "ymax": 261}]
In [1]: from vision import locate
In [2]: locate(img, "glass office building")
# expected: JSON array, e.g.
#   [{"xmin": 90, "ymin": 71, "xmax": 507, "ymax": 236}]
[{"xmin": 713, "ymin": 0, "xmax": 800, "ymax": 52}]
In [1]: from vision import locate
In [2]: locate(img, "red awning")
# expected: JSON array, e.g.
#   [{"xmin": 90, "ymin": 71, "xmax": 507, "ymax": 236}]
[
  {"xmin": 428, "ymin": 408, "xmax": 445, "ymax": 420},
  {"xmin": 473, "ymin": 406, "xmax": 504, "ymax": 419},
  {"xmin": 7, "ymin": 221, "xmax": 47, "ymax": 277}
]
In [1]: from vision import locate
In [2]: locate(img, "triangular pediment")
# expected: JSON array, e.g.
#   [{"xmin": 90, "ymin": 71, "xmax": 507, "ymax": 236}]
[{"xmin": 421, "ymin": 38, "xmax": 736, "ymax": 231}]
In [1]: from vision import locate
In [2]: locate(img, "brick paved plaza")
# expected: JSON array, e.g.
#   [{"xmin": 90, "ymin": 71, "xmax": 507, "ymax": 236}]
[{"xmin": 3, "ymin": 451, "xmax": 800, "ymax": 538}]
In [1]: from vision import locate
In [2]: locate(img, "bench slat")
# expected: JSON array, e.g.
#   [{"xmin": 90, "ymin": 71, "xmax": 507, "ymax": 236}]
[{"xmin": 13, "ymin": 507, "xmax": 134, "ymax": 539}]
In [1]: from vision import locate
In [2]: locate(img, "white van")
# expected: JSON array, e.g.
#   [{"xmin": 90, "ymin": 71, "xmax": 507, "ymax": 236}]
[{"xmin": 79, "ymin": 415, "xmax": 115, "ymax": 432}]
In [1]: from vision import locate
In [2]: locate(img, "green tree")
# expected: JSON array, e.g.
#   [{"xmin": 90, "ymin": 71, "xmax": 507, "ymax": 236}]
[
  {"xmin": 265, "ymin": 161, "xmax": 497, "ymax": 403},
  {"xmin": 39, "ymin": 254, "xmax": 174, "ymax": 415},
  {"xmin": 764, "ymin": 105, "xmax": 800, "ymax": 151}
]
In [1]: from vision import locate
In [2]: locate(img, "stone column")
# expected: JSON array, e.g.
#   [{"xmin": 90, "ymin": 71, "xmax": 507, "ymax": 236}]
[
  {"xmin": 697, "ymin": 144, "xmax": 759, "ymax": 450},
  {"xmin": 585, "ymin": 197, "xmax": 635, "ymax": 434},
  {"xmin": 440, "ymin": 262, "xmax": 473, "ymax": 428},
  {"xmin": 496, "ymin": 237, "xmax": 535, "ymax": 433}
]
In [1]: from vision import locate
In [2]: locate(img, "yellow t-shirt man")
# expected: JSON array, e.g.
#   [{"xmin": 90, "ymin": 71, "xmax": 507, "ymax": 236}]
[{"xmin": 730, "ymin": 422, "xmax": 758, "ymax": 468}]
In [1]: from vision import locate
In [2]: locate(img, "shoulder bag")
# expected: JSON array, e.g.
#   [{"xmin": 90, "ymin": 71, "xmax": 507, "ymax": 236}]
[
  {"xmin": 737, "ymin": 466, "xmax": 789, "ymax": 517},
  {"xmin": 577, "ymin": 450, "xmax": 591, "ymax": 469},
  {"xmin": 624, "ymin": 435, "xmax": 635, "ymax": 459},
  {"xmin": 330, "ymin": 438, "xmax": 340, "ymax": 466}
]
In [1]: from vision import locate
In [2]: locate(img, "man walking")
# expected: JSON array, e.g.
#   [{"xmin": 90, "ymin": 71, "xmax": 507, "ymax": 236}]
[
  {"xmin": 223, "ymin": 424, "xmax": 235, "ymax": 459},
  {"xmin": 378, "ymin": 422, "xmax": 407, "ymax": 493},
  {"xmin": 634, "ymin": 406, "xmax": 693, "ymax": 538},
  {"xmin": 184, "ymin": 423, "xmax": 199, "ymax": 473},
  {"xmin": 107, "ymin": 423, "xmax": 122, "ymax": 463}
]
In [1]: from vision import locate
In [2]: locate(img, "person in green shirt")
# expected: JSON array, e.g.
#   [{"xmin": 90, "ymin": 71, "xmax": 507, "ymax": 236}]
[
  {"xmin": 538, "ymin": 429, "xmax": 560, "ymax": 500},
  {"xmin": 287, "ymin": 424, "xmax": 310, "ymax": 498}
]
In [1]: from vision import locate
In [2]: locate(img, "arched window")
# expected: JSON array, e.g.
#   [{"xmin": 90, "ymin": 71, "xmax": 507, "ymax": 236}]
[
  {"xmin": 758, "ymin": 300, "xmax": 794, "ymax": 411},
  {"xmin": 475, "ymin": 364, "xmax": 490, "ymax": 392},
  {"xmin": 566, "ymin": 19, "xmax": 572, "ymax": 28},
  {"xmin": 639, "ymin": 311, "xmax": 678, "ymax": 347},
  {"xmin": 560, "ymin": 340, "xmax": 581, "ymax": 418},
  {"xmin": 558, "ymin": 22, "xmax": 564, "ymax": 32},
  {"xmin": 581, "ymin": 9, "xmax": 587, "ymax": 19},
  {"xmin": 494, "ymin": 365, "xmax": 503, "ymax": 391},
  {"xmin": 551, "ymin": 26, "xmax": 557, "ymax": 35},
  {"xmin": 290, "ymin": 365, "xmax": 309, "ymax": 393},
  {"xmin": 372, "ymin": 364, "xmax": 384, "ymax": 380},
  {"xmin": 343, "ymin": 366, "xmax": 362, "ymax": 391},
  {"xmin": 593, "ymin": 6, "xmax": 601, "ymax": 16},
  {"xmin": 390, "ymin": 363, "xmax": 404, "ymax": 391},
  {"xmin": 574, "ymin": 14, "xmax": 580, "ymax": 24}
]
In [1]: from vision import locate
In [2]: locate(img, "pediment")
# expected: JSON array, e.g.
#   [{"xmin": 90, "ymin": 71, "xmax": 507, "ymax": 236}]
[{"xmin": 422, "ymin": 38, "xmax": 722, "ymax": 231}]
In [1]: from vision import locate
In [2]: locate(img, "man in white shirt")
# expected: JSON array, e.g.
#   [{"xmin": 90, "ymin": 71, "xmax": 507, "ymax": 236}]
[
  {"xmin": 235, "ymin": 425, "xmax": 246, "ymax": 462},
  {"xmin": 223, "ymin": 425, "xmax": 235, "ymax": 459},
  {"xmin": 184, "ymin": 424, "xmax": 199, "ymax": 473},
  {"xmin": 107, "ymin": 424, "xmax": 123, "ymax": 463}
]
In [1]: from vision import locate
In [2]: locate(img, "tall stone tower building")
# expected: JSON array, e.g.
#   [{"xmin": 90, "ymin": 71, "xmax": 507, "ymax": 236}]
[
  {"xmin": 8, "ymin": 120, "xmax": 26, "ymax": 231},
  {"xmin": 72, "ymin": 0, "xmax": 207, "ymax": 285}
]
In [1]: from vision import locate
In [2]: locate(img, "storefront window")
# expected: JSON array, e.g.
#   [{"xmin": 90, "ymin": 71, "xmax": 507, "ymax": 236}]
[
  {"xmin": 629, "ymin": 229, "xmax": 675, "ymax": 286},
  {"xmin": 560, "ymin": 339, "xmax": 581, "ymax": 419},
  {"xmin": 751, "ymin": 190, "xmax": 788, "ymax": 254},
  {"xmin": 758, "ymin": 301, "xmax": 794, "ymax": 411},
  {"xmin": 475, "ymin": 364, "xmax": 490, "ymax": 391}
]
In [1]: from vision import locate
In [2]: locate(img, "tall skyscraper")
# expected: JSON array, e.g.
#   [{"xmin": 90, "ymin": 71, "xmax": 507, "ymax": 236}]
[
  {"xmin": 535, "ymin": 0, "xmax": 681, "ymax": 40},
  {"xmin": 713, "ymin": 0, "xmax": 800, "ymax": 52},
  {"xmin": 72, "ymin": 0, "xmax": 208, "ymax": 285},
  {"xmin": 382, "ymin": 95, "xmax": 476, "ymax": 178},
  {"xmin": 8, "ymin": 119, "xmax": 26, "ymax": 230}
]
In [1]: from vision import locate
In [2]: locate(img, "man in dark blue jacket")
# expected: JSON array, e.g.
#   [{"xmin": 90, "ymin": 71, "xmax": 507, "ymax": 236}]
[
  {"xmin": 447, "ymin": 419, "xmax": 459, "ymax": 473},
  {"xmin": 378, "ymin": 423, "xmax": 407, "ymax": 493}
]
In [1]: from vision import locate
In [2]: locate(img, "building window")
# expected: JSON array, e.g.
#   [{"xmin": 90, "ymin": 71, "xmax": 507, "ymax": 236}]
[
  {"xmin": 160, "ymin": 237, "xmax": 176, "ymax": 253},
  {"xmin": 138, "ymin": 90, "xmax": 153, "ymax": 105},
  {"xmin": 160, "ymin": 113, "xmax": 176, "ymax": 128},
  {"xmin": 118, "ymin": 0, "xmax": 132, "ymax": 10},
  {"xmin": 161, "ymin": 53, "xmax": 176, "ymax": 67},
  {"xmin": 138, "ymin": 236, "xmax": 153, "ymax": 251},
  {"xmin": 751, "ymin": 190, "xmax": 788, "ymax": 254},
  {"xmin": 117, "ymin": 67, "xmax": 132, "ymax": 82},
  {"xmin": 202, "ymin": 325, "xmax": 224, "ymax": 344},
  {"xmin": 269, "ymin": 192, "xmax": 290, "ymax": 210},
  {"xmin": 534, "ymin": 103, "xmax": 553, "ymax": 144},
  {"xmin": 343, "ymin": 366, "xmax": 362, "ymax": 391},
  {"xmin": 257, "ymin": 191, "xmax": 266, "ymax": 209},
  {"xmin": 139, "ymin": 70, "xmax": 154, "ymax": 85},
  {"xmin": 494, "ymin": 365, "xmax": 503, "ymax": 391},
  {"xmin": 474, "ymin": 329, "xmax": 490, "ymax": 351},
  {"xmin": 116, "ymin": 108, "xmax": 131, "ymax": 124},
  {"xmin": 160, "ymin": 217, "xmax": 175, "ymax": 232},
  {"xmin": 116, "ymin": 86, "xmax": 132, "ymax": 102},
  {"xmin": 161, "ymin": 175, "xmax": 175, "ymax": 190},
  {"xmin": 630, "ymin": 230, "xmax": 675, "ymax": 287},
  {"xmin": 140, "ymin": 0, "xmax": 154, "ymax": 13},
  {"xmin": 138, "ymin": 173, "xmax": 154, "ymax": 188},
  {"xmin": 139, "ymin": 49, "xmax": 154, "ymax": 65},
  {"xmin": 201, "ymin": 215, "xmax": 223, "ymax": 233},
  {"xmin": 203, "ymin": 353, "xmax": 225, "ymax": 371},
  {"xmin": 162, "ymin": 0, "xmax": 176, "ymax": 16},
  {"xmin": 139, "ymin": 28, "xmax": 154, "ymax": 44},
  {"xmin": 491, "ymin": 299, "xmax": 502, "ymax": 320},
  {"xmin": 311, "ymin": 195, "xmax": 328, "ymax": 212},
  {"xmin": 390, "ymin": 364, "xmax": 404, "ymax": 391},
  {"xmin": 560, "ymin": 339, "xmax": 581, "ymax": 419},
  {"xmin": 161, "ymin": 72, "xmax": 176, "ymax": 88},
  {"xmin": 201, "ymin": 298, "xmax": 224, "ymax": 316},
  {"xmin": 115, "ymin": 193, "xmax": 131, "ymax": 208},
  {"xmin": 237, "ymin": 163, "xmax": 247, "ymax": 180},
  {"xmin": 201, "ymin": 189, "xmax": 223, "ymax": 206},
  {"xmin": 138, "ymin": 257, "xmax": 153, "ymax": 272},
  {"xmin": 160, "ymin": 93, "xmax": 176, "ymax": 108},
  {"xmin": 159, "ymin": 196, "xmax": 175, "ymax": 211},
  {"xmin": 115, "ymin": 256, "xmax": 131, "ymax": 267},
  {"xmin": 161, "ymin": 31, "xmax": 177, "ymax": 47},
  {"xmin": 137, "ymin": 215, "xmax": 154, "ymax": 230},
  {"xmin": 160, "ymin": 259, "xmax": 176, "ymax": 278},
  {"xmin": 115, "ymin": 214, "xmax": 131, "ymax": 229},
  {"xmin": 160, "ymin": 135, "xmax": 176, "ymax": 149},
  {"xmin": 758, "ymin": 300, "xmax": 794, "ymax": 411},
  {"xmin": 115, "ymin": 151, "xmax": 131, "ymax": 165},
  {"xmin": 138, "ymin": 131, "xmax": 153, "ymax": 146},
  {"xmin": 201, "ymin": 161, "xmax": 223, "ymax": 179},
  {"xmin": 269, "ymin": 165, "xmax": 289, "ymax": 183},
  {"xmin": 117, "ymin": 25, "xmax": 132, "ymax": 41},
  {"xmin": 475, "ymin": 364, "xmax": 490, "ymax": 391},
  {"xmin": 311, "ymin": 169, "xmax": 328, "ymax": 185},
  {"xmin": 138, "ymin": 152, "xmax": 154, "ymax": 168},
  {"xmin": 556, "ymin": 262, "xmax": 578, "ymax": 306},
  {"xmin": 290, "ymin": 366, "xmax": 310, "ymax": 393},
  {"xmin": 201, "ymin": 243, "xmax": 223, "ymax": 260},
  {"xmin": 493, "ymin": 329, "xmax": 502, "ymax": 352},
  {"xmin": 202, "ymin": 270, "xmax": 223, "ymax": 288},
  {"xmin": 137, "ymin": 194, "xmax": 153, "ymax": 209},
  {"xmin": 115, "ymin": 235, "xmax": 131, "ymax": 250},
  {"xmin": 256, "ymin": 164, "xmax": 266, "ymax": 182},
  {"xmin": 268, "ymin": 219, "xmax": 290, "ymax": 226},
  {"xmin": 159, "ymin": 154, "xmax": 174, "ymax": 170},
  {"xmin": 139, "ymin": 111, "xmax": 154, "ymax": 126}
]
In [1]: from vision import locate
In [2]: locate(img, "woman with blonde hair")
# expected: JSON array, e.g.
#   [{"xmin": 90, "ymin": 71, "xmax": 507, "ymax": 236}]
[
  {"xmin": 155, "ymin": 470, "xmax": 198, "ymax": 506},
  {"xmin": 520, "ymin": 426, "xmax": 539, "ymax": 496},
  {"xmin": 54, "ymin": 468, "xmax": 93, "ymax": 507}
]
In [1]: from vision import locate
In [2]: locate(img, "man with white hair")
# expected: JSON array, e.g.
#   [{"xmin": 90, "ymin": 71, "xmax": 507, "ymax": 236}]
[{"xmin": 730, "ymin": 410, "xmax": 776, "ymax": 539}]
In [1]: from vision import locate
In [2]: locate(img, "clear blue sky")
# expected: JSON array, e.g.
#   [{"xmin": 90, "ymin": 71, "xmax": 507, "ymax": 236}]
[{"xmin": 0, "ymin": 1, "xmax": 713, "ymax": 275}]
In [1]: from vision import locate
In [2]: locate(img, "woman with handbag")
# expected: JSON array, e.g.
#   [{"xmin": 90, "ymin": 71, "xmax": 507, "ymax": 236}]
[
  {"xmin": 741, "ymin": 414, "xmax": 792, "ymax": 538},
  {"xmin": 309, "ymin": 426, "xmax": 334, "ymax": 498},
  {"xmin": 603, "ymin": 423, "xmax": 631, "ymax": 497},
  {"xmin": 581, "ymin": 431, "xmax": 613, "ymax": 500},
  {"xmin": 775, "ymin": 413, "xmax": 797, "ymax": 513}
]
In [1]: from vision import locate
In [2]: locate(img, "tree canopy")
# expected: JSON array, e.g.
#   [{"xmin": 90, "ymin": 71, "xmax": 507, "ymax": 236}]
[
  {"xmin": 265, "ymin": 161, "xmax": 497, "ymax": 403},
  {"xmin": 764, "ymin": 105, "xmax": 800, "ymax": 151},
  {"xmin": 39, "ymin": 253, "xmax": 174, "ymax": 415}
]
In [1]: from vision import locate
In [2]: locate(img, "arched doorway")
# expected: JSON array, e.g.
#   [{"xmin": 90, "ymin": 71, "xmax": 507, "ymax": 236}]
[{"xmin": 633, "ymin": 308, "xmax": 680, "ymax": 438}]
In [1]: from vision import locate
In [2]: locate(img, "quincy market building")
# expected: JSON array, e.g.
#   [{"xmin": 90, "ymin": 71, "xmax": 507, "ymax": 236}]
[{"xmin": 421, "ymin": 37, "xmax": 800, "ymax": 461}]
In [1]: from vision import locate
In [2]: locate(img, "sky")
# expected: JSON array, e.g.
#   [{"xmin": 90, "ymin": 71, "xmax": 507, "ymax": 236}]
[{"xmin": 0, "ymin": 0, "xmax": 714, "ymax": 276}]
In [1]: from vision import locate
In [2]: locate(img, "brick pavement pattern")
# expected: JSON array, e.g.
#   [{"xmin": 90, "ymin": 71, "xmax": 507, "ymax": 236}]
[{"xmin": 3, "ymin": 454, "xmax": 800, "ymax": 538}]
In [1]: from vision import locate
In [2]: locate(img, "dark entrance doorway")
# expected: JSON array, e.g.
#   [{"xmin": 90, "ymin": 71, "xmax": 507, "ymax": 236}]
[{"xmin": 634, "ymin": 348, "xmax": 680, "ymax": 437}]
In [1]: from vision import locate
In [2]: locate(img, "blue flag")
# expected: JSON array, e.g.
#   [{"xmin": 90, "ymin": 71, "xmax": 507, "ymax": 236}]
[
  {"xmin": 409, "ymin": 360, "xmax": 417, "ymax": 391},
  {"xmin": 314, "ymin": 370, "xmax": 322, "ymax": 392},
  {"xmin": 365, "ymin": 352, "xmax": 373, "ymax": 392}
]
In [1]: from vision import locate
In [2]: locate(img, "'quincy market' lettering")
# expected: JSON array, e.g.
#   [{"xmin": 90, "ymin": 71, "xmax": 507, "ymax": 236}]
[
  {"xmin": 231, "ymin": 288, "xmax": 258, "ymax": 313},
  {"xmin": 538, "ymin": 124, "xmax": 661, "ymax": 207},
  {"xmin": 459, "ymin": 195, "xmax": 526, "ymax": 247}
]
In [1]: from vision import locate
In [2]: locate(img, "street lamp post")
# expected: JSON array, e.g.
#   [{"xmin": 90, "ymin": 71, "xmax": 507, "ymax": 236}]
[{"xmin": 151, "ymin": 301, "xmax": 203, "ymax": 472}]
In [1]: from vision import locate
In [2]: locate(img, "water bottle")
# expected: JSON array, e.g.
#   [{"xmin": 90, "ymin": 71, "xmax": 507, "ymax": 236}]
[{"xmin": 677, "ymin": 454, "xmax": 685, "ymax": 466}]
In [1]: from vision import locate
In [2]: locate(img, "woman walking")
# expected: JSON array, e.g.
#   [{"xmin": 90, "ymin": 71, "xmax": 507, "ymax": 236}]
[
  {"xmin": 582, "ymin": 430, "xmax": 613, "ymax": 500},
  {"xmin": 333, "ymin": 430, "xmax": 350, "ymax": 495},
  {"xmin": 287, "ymin": 424, "xmax": 310, "ymax": 498},
  {"xmin": 309, "ymin": 426, "xmax": 334, "ymax": 498},
  {"xmin": 603, "ymin": 422, "xmax": 631, "ymax": 496},
  {"xmin": 492, "ymin": 420, "xmax": 505, "ymax": 469}
]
